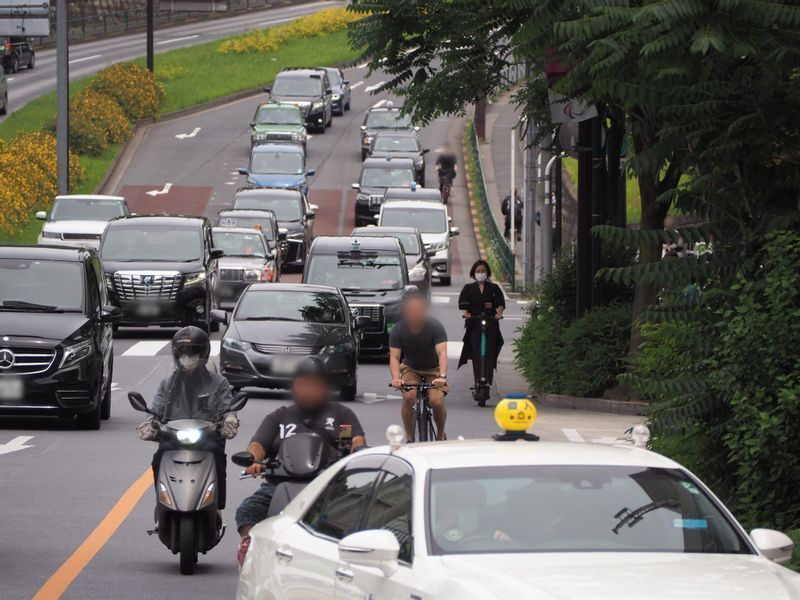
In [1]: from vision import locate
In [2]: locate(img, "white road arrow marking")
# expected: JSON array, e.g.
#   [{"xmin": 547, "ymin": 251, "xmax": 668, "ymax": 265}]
[
  {"xmin": 365, "ymin": 81, "xmax": 386, "ymax": 93},
  {"xmin": 175, "ymin": 127, "xmax": 201, "ymax": 140},
  {"xmin": 146, "ymin": 183, "xmax": 173, "ymax": 197},
  {"xmin": 0, "ymin": 435, "xmax": 34, "ymax": 456}
]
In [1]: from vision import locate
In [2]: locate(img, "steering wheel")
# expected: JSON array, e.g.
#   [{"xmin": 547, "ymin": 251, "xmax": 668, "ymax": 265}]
[{"xmin": 458, "ymin": 533, "xmax": 506, "ymax": 545}]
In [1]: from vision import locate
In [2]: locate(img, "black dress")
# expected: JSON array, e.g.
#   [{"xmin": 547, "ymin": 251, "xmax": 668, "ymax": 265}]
[{"xmin": 457, "ymin": 280, "xmax": 505, "ymax": 383}]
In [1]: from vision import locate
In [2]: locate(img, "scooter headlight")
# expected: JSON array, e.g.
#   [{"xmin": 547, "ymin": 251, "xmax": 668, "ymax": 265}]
[
  {"xmin": 176, "ymin": 428, "xmax": 202, "ymax": 444},
  {"xmin": 158, "ymin": 482, "xmax": 173, "ymax": 507}
]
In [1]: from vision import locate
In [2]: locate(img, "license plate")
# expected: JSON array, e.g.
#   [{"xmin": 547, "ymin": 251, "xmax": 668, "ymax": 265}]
[
  {"xmin": 135, "ymin": 303, "xmax": 161, "ymax": 318},
  {"xmin": 0, "ymin": 378, "xmax": 24, "ymax": 401},
  {"xmin": 271, "ymin": 356, "xmax": 298, "ymax": 375}
]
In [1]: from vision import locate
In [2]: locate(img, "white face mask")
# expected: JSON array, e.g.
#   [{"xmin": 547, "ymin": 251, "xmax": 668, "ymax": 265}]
[
  {"xmin": 178, "ymin": 355, "xmax": 201, "ymax": 371},
  {"xmin": 475, "ymin": 272, "xmax": 488, "ymax": 283}
]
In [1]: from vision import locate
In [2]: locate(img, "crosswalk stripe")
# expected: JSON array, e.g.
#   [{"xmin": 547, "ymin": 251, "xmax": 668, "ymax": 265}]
[
  {"xmin": 431, "ymin": 295, "xmax": 450, "ymax": 304},
  {"xmin": 121, "ymin": 340, "xmax": 170, "ymax": 357}
]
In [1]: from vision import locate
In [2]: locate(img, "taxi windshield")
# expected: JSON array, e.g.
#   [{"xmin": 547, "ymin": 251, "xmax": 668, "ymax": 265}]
[
  {"xmin": 366, "ymin": 111, "xmax": 412, "ymax": 129},
  {"xmin": 361, "ymin": 167, "xmax": 415, "ymax": 189},
  {"xmin": 251, "ymin": 151, "xmax": 303, "ymax": 175},
  {"xmin": 217, "ymin": 215, "xmax": 275, "ymax": 240},
  {"xmin": 381, "ymin": 207, "xmax": 446, "ymax": 234},
  {"xmin": 428, "ymin": 466, "xmax": 751, "ymax": 556},
  {"xmin": 255, "ymin": 106, "xmax": 303, "ymax": 125},
  {"xmin": 373, "ymin": 136, "xmax": 418, "ymax": 152},
  {"xmin": 305, "ymin": 254, "xmax": 404, "ymax": 291},
  {"xmin": 213, "ymin": 231, "xmax": 266, "ymax": 258}
]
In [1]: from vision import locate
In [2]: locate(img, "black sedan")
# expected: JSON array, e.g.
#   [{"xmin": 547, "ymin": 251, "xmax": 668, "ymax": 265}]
[{"xmin": 213, "ymin": 284, "xmax": 369, "ymax": 401}]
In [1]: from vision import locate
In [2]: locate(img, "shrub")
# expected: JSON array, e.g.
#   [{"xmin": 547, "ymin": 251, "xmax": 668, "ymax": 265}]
[
  {"xmin": 219, "ymin": 7, "xmax": 362, "ymax": 55},
  {"xmin": 0, "ymin": 132, "xmax": 83, "ymax": 235},
  {"xmin": 69, "ymin": 90, "xmax": 131, "ymax": 156},
  {"xmin": 514, "ymin": 307, "xmax": 565, "ymax": 393},
  {"xmin": 89, "ymin": 63, "xmax": 162, "ymax": 121}
]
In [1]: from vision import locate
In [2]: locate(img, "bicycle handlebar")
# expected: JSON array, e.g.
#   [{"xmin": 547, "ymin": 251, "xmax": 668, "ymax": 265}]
[{"xmin": 389, "ymin": 381, "xmax": 436, "ymax": 391}]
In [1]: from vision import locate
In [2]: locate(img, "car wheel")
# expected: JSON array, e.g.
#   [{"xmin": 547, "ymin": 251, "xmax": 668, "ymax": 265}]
[
  {"xmin": 345, "ymin": 97, "xmax": 351, "ymax": 111},
  {"xmin": 76, "ymin": 400, "xmax": 102, "ymax": 430},
  {"xmin": 340, "ymin": 380, "xmax": 357, "ymax": 402},
  {"xmin": 28, "ymin": 53, "xmax": 34, "ymax": 70},
  {"xmin": 10, "ymin": 57, "xmax": 17, "ymax": 74},
  {"xmin": 439, "ymin": 276, "xmax": 451, "ymax": 286},
  {"xmin": 0, "ymin": 93, "xmax": 7, "ymax": 116},
  {"xmin": 101, "ymin": 357, "xmax": 113, "ymax": 420}
]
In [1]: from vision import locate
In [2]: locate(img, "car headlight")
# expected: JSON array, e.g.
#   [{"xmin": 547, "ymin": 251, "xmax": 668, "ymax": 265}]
[
  {"xmin": 243, "ymin": 269, "xmax": 262, "ymax": 282},
  {"xmin": 312, "ymin": 101, "xmax": 324, "ymax": 110},
  {"xmin": 184, "ymin": 271, "xmax": 207, "ymax": 287},
  {"xmin": 252, "ymin": 132, "xmax": 267, "ymax": 141},
  {"xmin": 332, "ymin": 94, "xmax": 341, "ymax": 100},
  {"xmin": 176, "ymin": 428, "xmax": 202, "ymax": 444},
  {"xmin": 222, "ymin": 337, "xmax": 251, "ymax": 352},
  {"xmin": 409, "ymin": 263, "xmax": 427, "ymax": 281},
  {"xmin": 356, "ymin": 193, "xmax": 370, "ymax": 202},
  {"xmin": 426, "ymin": 242, "xmax": 448, "ymax": 253},
  {"xmin": 105, "ymin": 274, "xmax": 114, "ymax": 289},
  {"xmin": 40, "ymin": 230, "xmax": 60, "ymax": 239},
  {"xmin": 291, "ymin": 132, "xmax": 306, "ymax": 142},
  {"xmin": 322, "ymin": 342, "xmax": 353, "ymax": 355},
  {"xmin": 60, "ymin": 338, "xmax": 94, "ymax": 368},
  {"xmin": 287, "ymin": 231, "xmax": 304, "ymax": 240}
]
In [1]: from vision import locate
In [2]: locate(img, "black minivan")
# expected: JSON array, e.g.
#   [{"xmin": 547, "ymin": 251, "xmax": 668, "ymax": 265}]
[
  {"xmin": 100, "ymin": 215, "xmax": 223, "ymax": 332},
  {"xmin": 0, "ymin": 245, "xmax": 118, "ymax": 429}
]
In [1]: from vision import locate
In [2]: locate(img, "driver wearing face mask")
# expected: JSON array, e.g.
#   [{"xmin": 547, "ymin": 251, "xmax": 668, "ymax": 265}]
[{"xmin": 137, "ymin": 326, "xmax": 238, "ymax": 509}]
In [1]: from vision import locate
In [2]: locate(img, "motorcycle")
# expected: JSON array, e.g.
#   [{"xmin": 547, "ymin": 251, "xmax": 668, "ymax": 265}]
[
  {"xmin": 128, "ymin": 390, "xmax": 248, "ymax": 575},
  {"xmin": 233, "ymin": 427, "xmax": 352, "ymax": 518}
]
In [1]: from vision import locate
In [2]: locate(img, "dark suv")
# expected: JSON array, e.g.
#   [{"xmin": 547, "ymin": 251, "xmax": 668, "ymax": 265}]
[
  {"xmin": 100, "ymin": 215, "xmax": 223, "ymax": 332},
  {"xmin": 1, "ymin": 37, "xmax": 34, "ymax": 73},
  {"xmin": 352, "ymin": 157, "xmax": 416, "ymax": 226},
  {"xmin": 265, "ymin": 68, "xmax": 333, "ymax": 132},
  {"xmin": 0, "ymin": 245, "xmax": 119, "ymax": 429},
  {"xmin": 302, "ymin": 236, "xmax": 413, "ymax": 354}
]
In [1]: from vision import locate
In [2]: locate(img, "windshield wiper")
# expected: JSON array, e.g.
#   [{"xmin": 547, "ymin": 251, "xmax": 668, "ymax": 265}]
[
  {"xmin": 0, "ymin": 300, "xmax": 64, "ymax": 312},
  {"xmin": 612, "ymin": 499, "xmax": 680, "ymax": 534}
]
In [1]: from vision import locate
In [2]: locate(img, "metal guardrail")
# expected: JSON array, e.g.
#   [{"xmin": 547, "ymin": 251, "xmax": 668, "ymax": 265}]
[{"xmin": 468, "ymin": 120, "xmax": 516, "ymax": 291}]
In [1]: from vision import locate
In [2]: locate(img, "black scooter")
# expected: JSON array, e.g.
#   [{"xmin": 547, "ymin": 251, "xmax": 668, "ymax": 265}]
[
  {"xmin": 129, "ymin": 390, "xmax": 248, "ymax": 575},
  {"xmin": 466, "ymin": 314, "xmax": 495, "ymax": 407}
]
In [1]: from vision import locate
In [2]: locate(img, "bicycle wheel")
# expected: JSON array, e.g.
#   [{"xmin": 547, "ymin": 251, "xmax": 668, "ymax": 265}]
[
  {"xmin": 427, "ymin": 406, "xmax": 438, "ymax": 441},
  {"xmin": 416, "ymin": 397, "xmax": 429, "ymax": 442}
]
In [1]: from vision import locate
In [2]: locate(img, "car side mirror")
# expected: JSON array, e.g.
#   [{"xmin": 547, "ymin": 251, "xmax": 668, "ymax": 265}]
[
  {"xmin": 751, "ymin": 529, "xmax": 794, "ymax": 565},
  {"xmin": 354, "ymin": 315, "xmax": 371, "ymax": 330},
  {"xmin": 128, "ymin": 392, "xmax": 150, "ymax": 414},
  {"xmin": 414, "ymin": 126, "xmax": 420, "ymax": 132},
  {"xmin": 343, "ymin": 79, "xmax": 350, "ymax": 85},
  {"xmin": 404, "ymin": 284, "xmax": 419, "ymax": 294},
  {"xmin": 450, "ymin": 226, "xmax": 460, "ymax": 236},
  {"xmin": 35, "ymin": 210, "xmax": 47, "ymax": 220},
  {"xmin": 309, "ymin": 203, "xmax": 319, "ymax": 211},
  {"xmin": 325, "ymin": 88, "xmax": 333, "ymax": 95},
  {"xmin": 229, "ymin": 391, "xmax": 249, "ymax": 413},
  {"xmin": 360, "ymin": 125, "xmax": 367, "ymax": 131},
  {"xmin": 278, "ymin": 227, "xmax": 288, "ymax": 240},
  {"xmin": 209, "ymin": 309, "xmax": 228, "ymax": 326},
  {"xmin": 210, "ymin": 248, "xmax": 225, "ymax": 260},
  {"xmin": 232, "ymin": 451, "xmax": 255, "ymax": 467},
  {"xmin": 249, "ymin": 121, "xmax": 255, "ymax": 127},
  {"xmin": 99, "ymin": 305, "xmax": 122, "ymax": 323},
  {"xmin": 306, "ymin": 169, "xmax": 316, "ymax": 176},
  {"xmin": 422, "ymin": 148, "xmax": 430, "ymax": 154},
  {"xmin": 351, "ymin": 183, "xmax": 360, "ymax": 190},
  {"xmin": 238, "ymin": 168, "xmax": 248, "ymax": 176},
  {"xmin": 263, "ymin": 87, "xmax": 271, "ymax": 94},
  {"xmin": 338, "ymin": 530, "xmax": 400, "ymax": 577}
]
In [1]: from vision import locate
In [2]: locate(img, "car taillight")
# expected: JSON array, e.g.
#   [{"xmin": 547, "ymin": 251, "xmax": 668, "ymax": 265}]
[
  {"xmin": 4, "ymin": 40, "xmax": 10, "ymax": 53},
  {"xmin": 237, "ymin": 535, "xmax": 251, "ymax": 568}
]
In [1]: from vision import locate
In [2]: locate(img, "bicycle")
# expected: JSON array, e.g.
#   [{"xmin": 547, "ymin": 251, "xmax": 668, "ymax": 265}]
[
  {"xmin": 438, "ymin": 172, "xmax": 454, "ymax": 204},
  {"xmin": 390, "ymin": 380, "xmax": 438, "ymax": 443},
  {"xmin": 465, "ymin": 314, "xmax": 497, "ymax": 407}
]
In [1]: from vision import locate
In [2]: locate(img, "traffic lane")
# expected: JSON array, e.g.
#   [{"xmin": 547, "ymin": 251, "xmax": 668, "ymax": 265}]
[{"xmin": 1, "ymin": 1, "xmax": 343, "ymax": 119}]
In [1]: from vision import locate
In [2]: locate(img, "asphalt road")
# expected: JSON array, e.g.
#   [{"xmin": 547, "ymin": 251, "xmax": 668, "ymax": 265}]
[
  {"xmin": 0, "ymin": 0, "xmax": 342, "ymax": 121},
  {"xmin": 0, "ymin": 63, "xmax": 639, "ymax": 599}
]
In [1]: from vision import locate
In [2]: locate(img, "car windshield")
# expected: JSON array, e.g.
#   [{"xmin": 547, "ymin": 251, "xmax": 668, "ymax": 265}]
[
  {"xmin": 234, "ymin": 195, "xmax": 303, "ymax": 221},
  {"xmin": 272, "ymin": 77, "xmax": 322, "ymax": 97},
  {"xmin": 429, "ymin": 466, "xmax": 751, "ymax": 556},
  {"xmin": 101, "ymin": 227, "xmax": 201, "ymax": 262},
  {"xmin": 213, "ymin": 231, "xmax": 267, "ymax": 258},
  {"xmin": 0, "ymin": 259, "xmax": 84, "ymax": 312},
  {"xmin": 366, "ymin": 111, "xmax": 412, "ymax": 129},
  {"xmin": 306, "ymin": 254, "xmax": 405, "ymax": 291},
  {"xmin": 361, "ymin": 167, "xmax": 415, "ymax": 189},
  {"xmin": 356, "ymin": 232, "xmax": 420, "ymax": 255},
  {"xmin": 50, "ymin": 198, "xmax": 126, "ymax": 222},
  {"xmin": 251, "ymin": 151, "xmax": 304, "ymax": 175},
  {"xmin": 254, "ymin": 106, "xmax": 303, "ymax": 125},
  {"xmin": 381, "ymin": 207, "xmax": 446, "ymax": 234},
  {"xmin": 373, "ymin": 136, "xmax": 419, "ymax": 152},
  {"xmin": 217, "ymin": 216, "xmax": 276, "ymax": 240},
  {"xmin": 235, "ymin": 290, "xmax": 345, "ymax": 322}
]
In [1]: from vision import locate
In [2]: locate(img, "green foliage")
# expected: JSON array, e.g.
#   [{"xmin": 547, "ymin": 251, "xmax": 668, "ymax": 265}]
[{"xmin": 513, "ymin": 307, "xmax": 564, "ymax": 394}]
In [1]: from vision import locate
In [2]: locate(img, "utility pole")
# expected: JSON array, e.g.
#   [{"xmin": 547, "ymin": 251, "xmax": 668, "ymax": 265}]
[
  {"xmin": 590, "ymin": 113, "xmax": 605, "ymax": 307},
  {"xmin": 147, "ymin": 0, "xmax": 155, "ymax": 72},
  {"xmin": 509, "ymin": 128, "xmax": 516, "ymax": 254},
  {"xmin": 56, "ymin": 0, "xmax": 69, "ymax": 195},
  {"xmin": 575, "ymin": 118, "xmax": 593, "ymax": 317},
  {"xmin": 522, "ymin": 119, "xmax": 537, "ymax": 290},
  {"xmin": 536, "ymin": 132, "xmax": 552, "ymax": 280}
]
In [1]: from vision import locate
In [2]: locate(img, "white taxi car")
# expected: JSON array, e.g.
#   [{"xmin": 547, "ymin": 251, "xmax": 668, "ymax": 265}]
[{"xmin": 237, "ymin": 406, "xmax": 799, "ymax": 599}]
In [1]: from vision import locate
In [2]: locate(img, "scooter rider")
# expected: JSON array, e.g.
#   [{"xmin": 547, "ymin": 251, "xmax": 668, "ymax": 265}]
[
  {"xmin": 235, "ymin": 357, "xmax": 365, "ymax": 540},
  {"xmin": 137, "ymin": 326, "xmax": 239, "ymax": 509}
]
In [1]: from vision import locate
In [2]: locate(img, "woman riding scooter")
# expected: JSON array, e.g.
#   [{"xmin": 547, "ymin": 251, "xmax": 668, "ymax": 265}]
[{"xmin": 457, "ymin": 260, "xmax": 505, "ymax": 406}]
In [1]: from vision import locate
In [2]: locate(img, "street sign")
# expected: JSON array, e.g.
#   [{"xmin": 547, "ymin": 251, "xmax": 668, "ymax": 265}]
[
  {"xmin": 548, "ymin": 90, "xmax": 598, "ymax": 124},
  {"xmin": 159, "ymin": 0, "xmax": 228, "ymax": 11},
  {"xmin": 0, "ymin": 1, "xmax": 50, "ymax": 37}
]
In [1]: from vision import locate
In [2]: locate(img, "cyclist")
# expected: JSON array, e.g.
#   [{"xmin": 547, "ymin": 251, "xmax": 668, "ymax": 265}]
[
  {"xmin": 435, "ymin": 142, "xmax": 458, "ymax": 195},
  {"xmin": 389, "ymin": 289, "xmax": 449, "ymax": 441},
  {"xmin": 457, "ymin": 260, "xmax": 505, "ymax": 392}
]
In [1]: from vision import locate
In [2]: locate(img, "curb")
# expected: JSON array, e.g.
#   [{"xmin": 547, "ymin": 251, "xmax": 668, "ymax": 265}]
[{"xmin": 536, "ymin": 393, "xmax": 648, "ymax": 416}]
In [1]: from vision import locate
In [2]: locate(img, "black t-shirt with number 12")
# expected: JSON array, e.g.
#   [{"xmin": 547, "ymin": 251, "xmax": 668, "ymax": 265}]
[{"xmin": 251, "ymin": 402, "xmax": 365, "ymax": 459}]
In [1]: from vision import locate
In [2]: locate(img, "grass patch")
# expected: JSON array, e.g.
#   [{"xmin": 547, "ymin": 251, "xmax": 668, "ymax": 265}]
[
  {"xmin": 0, "ymin": 213, "xmax": 41, "ymax": 245},
  {"xmin": 563, "ymin": 157, "xmax": 642, "ymax": 224},
  {"xmin": 72, "ymin": 144, "xmax": 123, "ymax": 195}
]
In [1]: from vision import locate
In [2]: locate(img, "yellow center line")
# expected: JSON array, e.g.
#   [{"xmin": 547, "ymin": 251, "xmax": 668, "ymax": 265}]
[{"xmin": 33, "ymin": 468, "xmax": 153, "ymax": 600}]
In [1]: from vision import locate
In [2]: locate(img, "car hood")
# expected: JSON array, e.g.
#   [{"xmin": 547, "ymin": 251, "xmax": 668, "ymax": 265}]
[
  {"xmin": 42, "ymin": 220, "xmax": 109, "ymax": 235},
  {"xmin": 439, "ymin": 553, "xmax": 800, "ymax": 600},
  {"xmin": 231, "ymin": 320, "xmax": 349, "ymax": 346},
  {"xmin": 278, "ymin": 220, "xmax": 304, "ymax": 234},
  {"xmin": 218, "ymin": 257, "xmax": 267, "ymax": 269},
  {"xmin": 102, "ymin": 259, "xmax": 203, "ymax": 274},
  {"xmin": 420, "ymin": 231, "xmax": 448, "ymax": 244},
  {"xmin": 252, "ymin": 123, "xmax": 304, "ymax": 134},
  {"xmin": 0, "ymin": 312, "xmax": 90, "ymax": 345},
  {"xmin": 247, "ymin": 173, "xmax": 306, "ymax": 189},
  {"xmin": 365, "ymin": 126, "xmax": 411, "ymax": 136},
  {"xmin": 358, "ymin": 185, "xmax": 390, "ymax": 196}
]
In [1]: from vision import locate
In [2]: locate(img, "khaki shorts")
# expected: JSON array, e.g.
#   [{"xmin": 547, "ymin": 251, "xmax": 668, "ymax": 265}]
[{"xmin": 399, "ymin": 364, "xmax": 449, "ymax": 395}]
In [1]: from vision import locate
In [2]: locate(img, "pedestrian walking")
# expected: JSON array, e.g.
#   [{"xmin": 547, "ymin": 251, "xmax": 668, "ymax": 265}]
[{"xmin": 501, "ymin": 188, "xmax": 523, "ymax": 242}]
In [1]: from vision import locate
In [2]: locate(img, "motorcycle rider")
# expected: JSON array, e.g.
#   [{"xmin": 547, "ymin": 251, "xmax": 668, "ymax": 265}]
[
  {"xmin": 235, "ymin": 357, "xmax": 365, "ymax": 541},
  {"xmin": 137, "ymin": 326, "xmax": 239, "ymax": 509},
  {"xmin": 435, "ymin": 142, "xmax": 458, "ymax": 192}
]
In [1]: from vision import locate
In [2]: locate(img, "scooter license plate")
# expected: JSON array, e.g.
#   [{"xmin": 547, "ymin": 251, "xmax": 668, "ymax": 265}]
[{"xmin": 0, "ymin": 378, "xmax": 24, "ymax": 401}]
